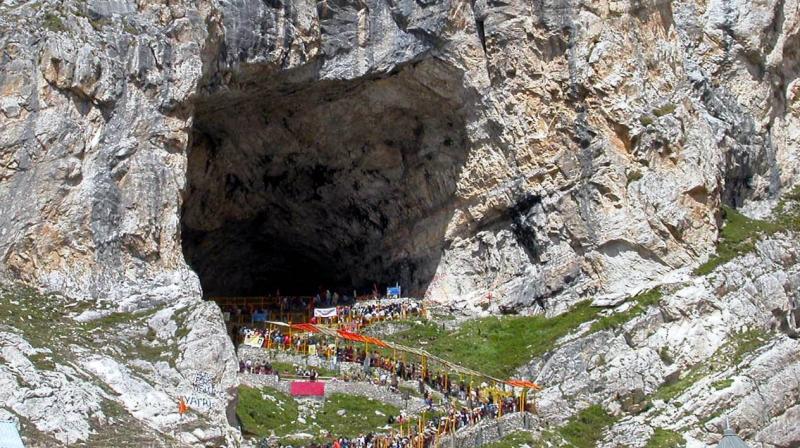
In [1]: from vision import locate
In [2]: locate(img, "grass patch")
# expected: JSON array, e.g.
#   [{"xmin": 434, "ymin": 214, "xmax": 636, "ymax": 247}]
[
  {"xmin": 175, "ymin": 326, "xmax": 190, "ymax": 340},
  {"xmin": 398, "ymin": 385, "xmax": 421, "ymax": 398},
  {"xmin": 383, "ymin": 301, "xmax": 600, "ymax": 378},
  {"xmin": 559, "ymin": 404, "xmax": 617, "ymax": 448},
  {"xmin": 129, "ymin": 341, "xmax": 167, "ymax": 363},
  {"xmin": 652, "ymin": 103, "xmax": 676, "ymax": 117},
  {"xmin": 123, "ymin": 21, "xmax": 139, "ymax": 34},
  {"xmin": 627, "ymin": 169, "xmax": 644, "ymax": 185},
  {"xmin": 645, "ymin": 428, "xmax": 685, "ymax": 448},
  {"xmin": 659, "ymin": 347, "xmax": 674, "ymax": 365},
  {"xmin": 590, "ymin": 289, "xmax": 662, "ymax": 332},
  {"xmin": 316, "ymin": 393, "xmax": 399, "ymax": 438},
  {"xmin": 640, "ymin": 115, "xmax": 654, "ymax": 126},
  {"xmin": 89, "ymin": 17, "xmax": 111, "ymax": 31},
  {"xmin": 270, "ymin": 361, "xmax": 337, "ymax": 378},
  {"xmin": 653, "ymin": 329, "xmax": 769, "ymax": 402},
  {"xmin": 83, "ymin": 309, "xmax": 155, "ymax": 330},
  {"xmin": 696, "ymin": 189, "xmax": 800, "ymax": 276},
  {"xmin": 711, "ymin": 378, "xmax": 733, "ymax": 390},
  {"xmin": 694, "ymin": 206, "xmax": 779, "ymax": 275},
  {"xmin": 28, "ymin": 352, "xmax": 56, "ymax": 370},
  {"xmin": 482, "ymin": 431, "xmax": 538, "ymax": 448},
  {"xmin": 237, "ymin": 386, "xmax": 300, "ymax": 437},
  {"xmin": 43, "ymin": 12, "xmax": 65, "ymax": 32},
  {"xmin": 0, "ymin": 284, "xmax": 89, "ymax": 355}
]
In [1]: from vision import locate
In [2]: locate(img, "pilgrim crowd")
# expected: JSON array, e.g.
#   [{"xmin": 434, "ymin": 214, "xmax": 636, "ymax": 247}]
[
  {"xmin": 226, "ymin": 298, "xmax": 423, "ymax": 342},
  {"xmin": 267, "ymin": 396, "xmax": 530, "ymax": 448},
  {"xmin": 233, "ymin": 295, "xmax": 534, "ymax": 448}
]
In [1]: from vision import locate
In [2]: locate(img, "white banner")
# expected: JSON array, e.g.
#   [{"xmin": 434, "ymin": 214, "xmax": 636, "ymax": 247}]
[
  {"xmin": 244, "ymin": 335, "xmax": 264, "ymax": 348},
  {"xmin": 314, "ymin": 307, "xmax": 338, "ymax": 318}
]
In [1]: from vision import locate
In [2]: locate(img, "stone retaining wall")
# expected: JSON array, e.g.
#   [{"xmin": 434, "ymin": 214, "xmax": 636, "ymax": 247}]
[
  {"xmin": 437, "ymin": 413, "xmax": 540, "ymax": 448},
  {"xmin": 238, "ymin": 346, "xmax": 439, "ymax": 398},
  {"xmin": 240, "ymin": 373, "xmax": 539, "ymax": 447},
  {"xmin": 240, "ymin": 373, "xmax": 426, "ymax": 412}
]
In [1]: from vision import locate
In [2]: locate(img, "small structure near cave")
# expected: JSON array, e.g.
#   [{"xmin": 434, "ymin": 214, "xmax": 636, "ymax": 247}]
[{"xmin": 717, "ymin": 425, "xmax": 750, "ymax": 448}]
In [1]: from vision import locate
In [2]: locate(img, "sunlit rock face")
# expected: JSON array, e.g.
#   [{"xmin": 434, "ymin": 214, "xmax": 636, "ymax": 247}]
[
  {"xmin": 3, "ymin": 0, "xmax": 799, "ymax": 311},
  {"xmin": 1, "ymin": 0, "xmax": 800, "ymax": 444}
]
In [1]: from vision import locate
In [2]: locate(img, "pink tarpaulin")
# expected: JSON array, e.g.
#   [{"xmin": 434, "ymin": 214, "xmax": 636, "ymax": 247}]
[{"xmin": 290, "ymin": 381, "xmax": 325, "ymax": 397}]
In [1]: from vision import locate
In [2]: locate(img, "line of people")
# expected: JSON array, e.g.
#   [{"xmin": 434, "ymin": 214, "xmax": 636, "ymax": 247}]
[
  {"xmin": 238, "ymin": 359, "xmax": 321, "ymax": 381},
  {"xmin": 268, "ymin": 396, "xmax": 529, "ymax": 448},
  {"xmin": 240, "ymin": 339, "xmax": 521, "ymax": 408}
]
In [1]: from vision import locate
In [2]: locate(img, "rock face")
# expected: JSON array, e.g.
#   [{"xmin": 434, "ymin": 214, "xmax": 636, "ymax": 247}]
[
  {"xmin": 2, "ymin": 0, "xmax": 799, "ymax": 308},
  {"xmin": 519, "ymin": 232, "xmax": 800, "ymax": 447},
  {"xmin": 1, "ymin": 0, "xmax": 800, "ymax": 446}
]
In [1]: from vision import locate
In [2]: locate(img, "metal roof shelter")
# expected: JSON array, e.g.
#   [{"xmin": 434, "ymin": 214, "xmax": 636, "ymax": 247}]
[
  {"xmin": 718, "ymin": 427, "xmax": 750, "ymax": 448},
  {"xmin": 0, "ymin": 421, "xmax": 24, "ymax": 448}
]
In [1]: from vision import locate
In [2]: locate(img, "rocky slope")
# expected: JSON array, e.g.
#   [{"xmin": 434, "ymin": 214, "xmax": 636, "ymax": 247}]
[
  {"xmin": 1, "ymin": 0, "xmax": 799, "ymax": 446},
  {"xmin": 522, "ymin": 226, "xmax": 800, "ymax": 447}
]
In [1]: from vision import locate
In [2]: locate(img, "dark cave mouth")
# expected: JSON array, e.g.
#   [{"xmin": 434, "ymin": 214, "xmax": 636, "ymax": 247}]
[{"xmin": 180, "ymin": 61, "xmax": 470, "ymax": 298}]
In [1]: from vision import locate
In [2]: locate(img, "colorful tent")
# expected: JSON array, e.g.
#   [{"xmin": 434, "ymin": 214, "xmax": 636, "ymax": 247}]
[{"xmin": 273, "ymin": 322, "xmax": 540, "ymax": 388}]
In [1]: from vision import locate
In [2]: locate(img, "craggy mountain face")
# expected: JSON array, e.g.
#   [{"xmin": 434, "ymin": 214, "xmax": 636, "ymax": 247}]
[
  {"xmin": 2, "ymin": 0, "xmax": 799, "ymax": 311},
  {"xmin": 0, "ymin": 0, "xmax": 799, "ymax": 446}
]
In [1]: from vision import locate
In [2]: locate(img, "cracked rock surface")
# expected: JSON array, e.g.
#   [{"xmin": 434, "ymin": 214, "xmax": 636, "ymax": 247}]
[{"xmin": 1, "ymin": 0, "xmax": 800, "ymax": 446}]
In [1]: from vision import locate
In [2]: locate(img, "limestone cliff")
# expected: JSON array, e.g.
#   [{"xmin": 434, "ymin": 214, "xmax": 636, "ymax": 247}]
[{"xmin": 0, "ymin": 0, "xmax": 799, "ymax": 446}]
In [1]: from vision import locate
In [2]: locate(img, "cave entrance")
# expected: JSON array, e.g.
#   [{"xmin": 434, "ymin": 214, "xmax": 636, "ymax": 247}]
[{"xmin": 180, "ymin": 61, "xmax": 469, "ymax": 300}]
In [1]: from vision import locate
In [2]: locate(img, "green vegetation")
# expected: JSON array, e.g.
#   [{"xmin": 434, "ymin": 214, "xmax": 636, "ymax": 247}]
[
  {"xmin": 28, "ymin": 352, "xmax": 56, "ymax": 371},
  {"xmin": 237, "ymin": 388, "xmax": 400, "ymax": 442},
  {"xmin": 175, "ymin": 325, "xmax": 191, "ymax": 340},
  {"xmin": 83, "ymin": 309, "xmax": 155, "ymax": 330},
  {"xmin": 729, "ymin": 330, "xmax": 770, "ymax": 364},
  {"xmin": 73, "ymin": 7, "xmax": 111, "ymax": 31},
  {"xmin": 123, "ymin": 21, "xmax": 139, "ymax": 35},
  {"xmin": 694, "ymin": 206, "xmax": 779, "ymax": 275},
  {"xmin": 627, "ymin": 169, "xmax": 644, "ymax": 185},
  {"xmin": 43, "ymin": 12, "xmax": 65, "ymax": 32},
  {"xmin": 269, "ymin": 361, "xmax": 338, "ymax": 378},
  {"xmin": 382, "ymin": 291, "xmax": 666, "ymax": 377},
  {"xmin": 711, "ymin": 378, "xmax": 733, "ymax": 390},
  {"xmin": 0, "ymin": 284, "xmax": 81, "ymax": 351},
  {"xmin": 482, "ymin": 431, "xmax": 538, "ymax": 448},
  {"xmin": 696, "ymin": 189, "xmax": 800, "ymax": 275},
  {"xmin": 645, "ymin": 428, "xmax": 685, "ymax": 448},
  {"xmin": 653, "ymin": 330, "xmax": 769, "ymax": 402},
  {"xmin": 1, "ymin": 282, "xmax": 177, "ymax": 373},
  {"xmin": 590, "ymin": 289, "xmax": 662, "ymax": 332},
  {"xmin": 659, "ymin": 347, "xmax": 674, "ymax": 365},
  {"xmin": 237, "ymin": 386, "xmax": 300, "ymax": 437},
  {"xmin": 652, "ymin": 103, "xmax": 676, "ymax": 117},
  {"xmin": 316, "ymin": 393, "xmax": 399, "ymax": 438},
  {"xmin": 383, "ymin": 301, "xmax": 600, "ymax": 377},
  {"xmin": 90, "ymin": 17, "xmax": 111, "ymax": 31},
  {"xmin": 129, "ymin": 340, "xmax": 168, "ymax": 363},
  {"xmin": 640, "ymin": 115, "xmax": 655, "ymax": 126},
  {"xmin": 558, "ymin": 404, "xmax": 617, "ymax": 448},
  {"xmin": 398, "ymin": 385, "xmax": 421, "ymax": 398}
]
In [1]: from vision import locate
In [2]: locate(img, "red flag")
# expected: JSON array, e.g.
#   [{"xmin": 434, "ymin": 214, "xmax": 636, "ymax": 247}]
[{"xmin": 178, "ymin": 397, "xmax": 188, "ymax": 415}]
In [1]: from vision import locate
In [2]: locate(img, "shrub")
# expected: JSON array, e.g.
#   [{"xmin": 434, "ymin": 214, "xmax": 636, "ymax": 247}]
[
  {"xmin": 652, "ymin": 103, "xmax": 676, "ymax": 117},
  {"xmin": 711, "ymin": 379, "xmax": 733, "ymax": 390},
  {"xmin": 645, "ymin": 428, "xmax": 685, "ymax": 448},
  {"xmin": 44, "ymin": 12, "xmax": 65, "ymax": 32},
  {"xmin": 559, "ymin": 404, "xmax": 617, "ymax": 448}
]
